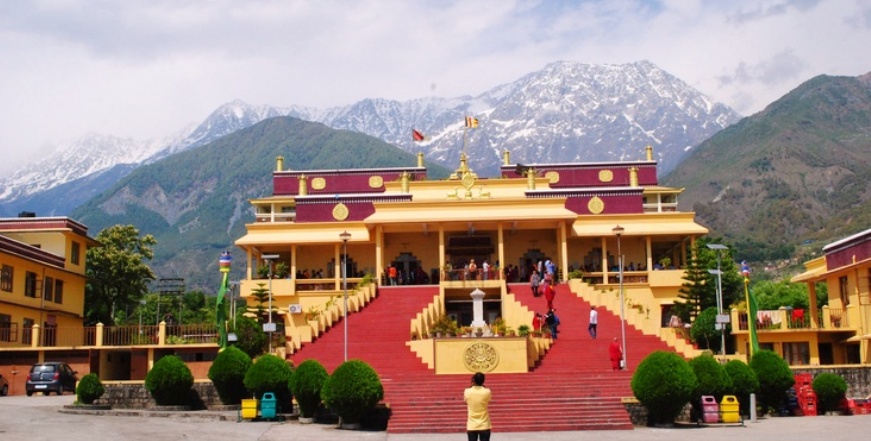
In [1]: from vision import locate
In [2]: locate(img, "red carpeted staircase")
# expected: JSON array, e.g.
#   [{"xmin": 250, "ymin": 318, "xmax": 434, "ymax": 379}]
[{"xmin": 289, "ymin": 283, "xmax": 678, "ymax": 433}]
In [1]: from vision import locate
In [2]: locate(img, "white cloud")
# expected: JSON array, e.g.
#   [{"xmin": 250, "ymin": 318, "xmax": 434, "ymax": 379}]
[{"xmin": 1, "ymin": 0, "xmax": 869, "ymax": 173}]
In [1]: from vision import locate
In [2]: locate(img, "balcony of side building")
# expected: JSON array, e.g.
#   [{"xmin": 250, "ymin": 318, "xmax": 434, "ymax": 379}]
[{"xmin": 0, "ymin": 322, "xmax": 220, "ymax": 350}]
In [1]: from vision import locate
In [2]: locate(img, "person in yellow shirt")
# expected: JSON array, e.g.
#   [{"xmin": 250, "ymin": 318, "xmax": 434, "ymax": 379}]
[{"xmin": 464, "ymin": 372, "xmax": 492, "ymax": 441}]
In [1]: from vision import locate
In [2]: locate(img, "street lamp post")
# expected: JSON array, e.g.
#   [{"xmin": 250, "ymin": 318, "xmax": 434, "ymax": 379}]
[
  {"xmin": 139, "ymin": 299, "xmax": 146, "ymax": 336},
  {"xmin": 261, "ymin": 254, "xmax": 280, "ymax": 353},
  {"xmin": 340, "ymin": 231, "xmax": 351, "ymax": 361},
  {"xmin": 612, "ymin": 225, "xmax": 627, "ymax": 370},
  {"xmin": 707, "ymin": 243, "xmax": 729, "ymax": 360}
]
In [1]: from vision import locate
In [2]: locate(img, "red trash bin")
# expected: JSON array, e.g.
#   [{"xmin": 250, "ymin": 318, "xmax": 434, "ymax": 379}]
[{"xmin": 702, "ymin": 395, "xmax": 719, "ymax": 423}]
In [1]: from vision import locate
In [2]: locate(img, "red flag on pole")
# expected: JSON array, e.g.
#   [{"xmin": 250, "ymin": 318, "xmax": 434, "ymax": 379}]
[{"xmin": 412, "ymin": 129, "xmax": 425, "ymax": 142}]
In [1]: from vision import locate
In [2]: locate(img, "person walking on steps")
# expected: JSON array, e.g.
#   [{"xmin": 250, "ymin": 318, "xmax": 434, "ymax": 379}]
[
  {"xmin": 465, "ymin": 372, "xmax": 492, "ymax": 441},
  {"xmin": 588, "ymin": 306, "xmax": 598, "ymax": 339},
  {"xmin": 530, "ymin": 270, "xmax": 540, "ymax": 296}
]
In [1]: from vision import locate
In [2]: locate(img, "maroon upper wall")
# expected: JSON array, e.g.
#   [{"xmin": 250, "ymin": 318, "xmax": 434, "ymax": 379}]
[
  {"xmin": 294, "ymin": 194, "xmax": 413, "ymax": 223},
  {"xmin": 274, "ymin": 168, "xmax": 427, "ymax": 196},
  {"xmin": 500, "ymin": 162, "xmax": 658, "ymax": 187},
  {"xmin": 825, "ymin": 233, "xmax": 871, "ymax": 271},
  {"xmin": 563, "ymin": 193, "xmax": 644, "ymax": 215}
]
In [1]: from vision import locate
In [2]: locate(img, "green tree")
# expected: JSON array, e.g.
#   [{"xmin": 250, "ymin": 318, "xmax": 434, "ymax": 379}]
[
  {"xmin": 690, "ymin": 307, "xmax": 727, "ymax": 351},
  {"xmin": 752, "ymin": 280, "xmax": 811, "ymax": 310},
  {"xmin": 724, "ymin": 359, "xmax": 759, "ymax": 416},
  {"xmin": 675, "ymin": 255, "xmax": 710, "ymax": 322},
  {"xmin": 631, "ymin": 351, "xmax": 697, "ymax": 425},
  {"xmin": 85, "ymin": 225, "xmax": 157, "ymax": 325},
  {"xmin": 248, "ymin": 283, "xmax": 270, "ymax": 322},
  {"xmin": 232, "ymin": 316, "xmax": 268, "ymax": 358},
  {"xmin": 749, "ymin": 350, "xmax": 795, "ymax": 414}
]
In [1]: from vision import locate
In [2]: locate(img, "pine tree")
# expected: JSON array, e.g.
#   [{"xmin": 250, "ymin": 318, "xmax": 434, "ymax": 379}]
[{"xmin": 675, "ymin": 255, "xmax": 715, "ymax": 322}]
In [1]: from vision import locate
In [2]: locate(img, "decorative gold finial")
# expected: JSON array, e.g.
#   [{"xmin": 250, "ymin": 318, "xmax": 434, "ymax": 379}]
[
  {"xmin": 298, "ymin": 174, "xmax": 307, "ymax": 196},
  {"xmin": 417, "ymin": 152, "xmax": 424, "ymax": 168},
  {"xmin": 526, "ymin": 168, "xmax": 536, "ymax": 190},
  {"xmin": 400, "ymin": 171, "xmax": 411, "ymax": 193},
  {"xmin": 276, "ymin": 156, "xmax": 284, "ymax": 172},
  {"xmin": 629, "ymin": 166, "xmax": 639, "ymax": 187},
  {"xmin": 502, "ymin": 150, "xmax": 510, "ymax": 165},
  {"xmin": 646, "ymin": 146, "xmax": 653, "ymax": 161}
]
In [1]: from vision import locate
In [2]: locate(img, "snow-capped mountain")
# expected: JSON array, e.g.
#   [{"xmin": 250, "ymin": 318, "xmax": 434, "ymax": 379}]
[{"xmin": 0, "ymin": 60, "xmax": 741, "ymax": 217}]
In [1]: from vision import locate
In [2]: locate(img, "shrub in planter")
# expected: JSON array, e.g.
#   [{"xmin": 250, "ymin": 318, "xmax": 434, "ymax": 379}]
[
  {"xmin": 631, "ymin": 351, "xmax": 697, "ymax": 425},
  {"xmin": 290, "ymin": 359, "xmax": 329, "ymax": 418},
  {"xmin": 244, "ymin": 354, "xmax": 293, "ymax": 411},
  {"xmin": 75, "ymin": 373, "xmax": 105, "ymax": 405},
  {"xmin": 321, "ymin": 360, "xmax": 384, "ymax": 426},
  {"xmin": 145, "ymin": 355, "xmax": 194, "ymax": 406},
  {"xmin": 208, "ymin": 346, "xmax": 253, "ymax": 404},
  {"xmin": 749, "ymin": 350, "xmax": 794, "ymax": 414},
  {"xmin": 724, "ymin": 359, "xmax": 759, "ymax": 416},
  {"xmin": 812, "ymin": 373, "xmax": 848, "ymax": 414}
]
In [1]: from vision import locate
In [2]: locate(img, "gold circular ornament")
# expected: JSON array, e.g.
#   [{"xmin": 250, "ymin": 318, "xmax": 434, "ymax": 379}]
[
  {"xmin": 332, "ymin": 203, "xmax": 349, "ymax": 221},
  {"xmin": 598, "ymin": 170, "xmax": 613, "ymax": 183},
  {"xmin": 369, "ymin": 175, "xmax": 383, "ymax": 188},
  {"xmin": 588, "ymin": 196, "xmax": 605, "ymax": 215},
  {"xmin": 461, "ymin": 172, "xmax": 476, "ymax": 189},
  {"xmin": 545, "ymin": 171, "xmax": 560, "ymax": 184},
  {"xmin": 463, "ymin": 342, "xmax": 499, "ymax": 372},
  {"xmin": 311, "ymin": 177, "xmax": 326, "ymax": 190}
]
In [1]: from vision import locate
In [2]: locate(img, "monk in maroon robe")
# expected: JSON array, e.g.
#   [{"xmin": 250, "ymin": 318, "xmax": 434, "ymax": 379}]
[{"xmin": 609, "ymin": 337, "xmax": 623, "ymax": 370}]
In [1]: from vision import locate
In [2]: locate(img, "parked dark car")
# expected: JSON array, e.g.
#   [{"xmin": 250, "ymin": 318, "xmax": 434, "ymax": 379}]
[
  {"xmin": 25, "ymin": 362, "xmax": 77, "ymax": 396},
  {"xmin": 0, "ymin": 373, "xmax": 8, "ymax": 396}
]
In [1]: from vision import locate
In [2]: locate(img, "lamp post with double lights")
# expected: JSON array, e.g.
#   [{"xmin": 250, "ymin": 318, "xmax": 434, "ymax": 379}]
[
  {"xmin": 261, "ymin": 254, "xmax": 280, "ymax": 353},
  {"xmin": 340, "ymin": 231, "xmax": 351, "ymax": 361},
  {"xmin": 612, "ymin": 225, "xmax": 627, "ymax": 370},
  {"xmin": 706, "ymin": 243, "xmax": 729, "ymax": 359}
]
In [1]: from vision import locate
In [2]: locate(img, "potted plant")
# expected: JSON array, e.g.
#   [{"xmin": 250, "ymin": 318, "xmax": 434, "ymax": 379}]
[
  {"xmin": 430, "ymin": 316, "xmax": 458, "ymax": 338},
  {"xmin": 518, "ymin": 325, "xmax": 530, "ymax": 337}
]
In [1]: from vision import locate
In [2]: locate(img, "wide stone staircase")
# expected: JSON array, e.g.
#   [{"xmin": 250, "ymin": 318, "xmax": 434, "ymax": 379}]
[{"xmin": 288, "ymin": 283, "xmax": 679, "ymax": 433}]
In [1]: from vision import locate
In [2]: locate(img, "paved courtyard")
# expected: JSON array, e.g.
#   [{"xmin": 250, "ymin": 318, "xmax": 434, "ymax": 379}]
[{"xmin": 0, "ymin": 394, "xmax": 867, "ymax": 441}]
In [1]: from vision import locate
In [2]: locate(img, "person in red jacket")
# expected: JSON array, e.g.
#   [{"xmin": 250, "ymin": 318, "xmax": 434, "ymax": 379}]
[
  {"xmin": 609, "ymin": 337, "xmax": 623, "ymax": 371},
  {"xmin": 541, "ymin": 280, "xmax": 555, "ymax": 310}
]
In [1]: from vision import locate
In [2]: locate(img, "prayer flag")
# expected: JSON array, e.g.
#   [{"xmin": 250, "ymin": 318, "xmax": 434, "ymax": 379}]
[
  {"xmin": 412, "ymin": 129, "xmax": 425, "ymax": 142},
  {"xmin": 465, "ymin": 116, "xmax": 479, "ymax": 128}
]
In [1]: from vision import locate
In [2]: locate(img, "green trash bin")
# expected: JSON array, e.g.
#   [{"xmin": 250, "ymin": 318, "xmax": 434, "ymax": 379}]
[
  {"xmin": 260, "ymin": 392, "xmax": 277, "ymax": 420},
  {"xmin": 720, "ymin": 395, "xmax": 741, "ymax": 423}
]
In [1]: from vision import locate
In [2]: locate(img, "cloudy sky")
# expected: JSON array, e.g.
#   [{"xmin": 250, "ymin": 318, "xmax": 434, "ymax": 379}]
[{"xmin": 1, "ymin": 0, "xmax": 869, "ymax": 174}]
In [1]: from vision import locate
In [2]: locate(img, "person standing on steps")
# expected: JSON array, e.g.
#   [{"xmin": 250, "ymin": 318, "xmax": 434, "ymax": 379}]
[
  {"xmin": 545, "ymin": 308, "xmax": 560, "ymax": 339},
  {"xmin": 464, "ymin": 372, "xmax": 492, "ymax": 441},
  {"xmin": 530, "ymin": 270, "xmax": 540, "ymax": 296},
  {"xmin": 609, "ymin": 337, "xmax": 623, "ymax": 370},
  {"xmin": 542, "ymin": 279, "xmax": 555, "ymax": 310},
  {"xmin": 588, "ymin": 306, "xmax": 598, "ymax": 339}
]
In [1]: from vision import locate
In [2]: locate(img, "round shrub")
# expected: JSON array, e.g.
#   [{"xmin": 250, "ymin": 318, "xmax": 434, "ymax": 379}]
[
  {"xmin": 812, "ymin": 373, "xmax": 847, "ymax": 413},
  {"xmin": 689, "ymin": 354, "xmax": 733, "ymax": 401},
  {"xmin": 208, "ymin": 346, "xmax": 253, "ymax": 404},
  {"xmin": 724, "ymin": 359, "xmax": 759, "ymax": 416},
  {"xmin": 243, "ymin": 354, "xmax": 293, "ymax": 411},
  {"xmin": 75, "ymin": 373, "xmax": 105, "ymax": 405},
  {"xmin": 145, "ymin": 355, "xmax": 194, "ymax": 406},
  {"xmin": 631, "ymin": 351, "xmax": 697, "ymax": 425},
  {"xmin": 290, "ymin": 359, "xmax": 329, "ymax": 418},
  {"xmin": 321, "ymin": 360, "xmax": 384, "ymax": 425},
  {"xmin": 749, "ymin": 350, "xmax": 794, "ymax": 414}
]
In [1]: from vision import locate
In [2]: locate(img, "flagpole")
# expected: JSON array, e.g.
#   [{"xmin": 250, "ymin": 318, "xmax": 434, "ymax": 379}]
[{"xmin": 744, "ymin": 276, "xmax": 753, "ymax": 358}]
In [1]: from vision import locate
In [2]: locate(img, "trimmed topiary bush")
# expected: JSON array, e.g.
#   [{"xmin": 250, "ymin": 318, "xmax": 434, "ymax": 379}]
[
  {"xmin": 724, "ymin": 359, "xmax": 759, "ymax": 416},
  {"xmin": 75, "ymin": 373, "xmax": 105, "ymax": 405},
  {"xmin": 290, "ymin": 359, "xmax": 329, "ymax": 418},
  {"xmin": 321, "ymin": 359, "xmax": 384, "ymax": 425},
  {"xmin": 145, "ymin": 355, "xmax": 194, "ymax": 406},
  {"xmin": 749, "ymin": 350, "xmax": 794, "ymax": 414},
  {"xmin": 631, "ymin": 351, "xmax": 697, "ymax": 426},
  {"xmin": 688, "ymin": 354, "xmax": 732, "ymax": 421},
  {"xmin": 812, "ymin": 373, "xmax": 848, "ymax": 413},
  {"xmin": 243, "ymin": 354, "xmax": 293, "ymax": 411},
  {"xmin": 208, "ymin": 346, "xmax": 253, "ymax": 404}
]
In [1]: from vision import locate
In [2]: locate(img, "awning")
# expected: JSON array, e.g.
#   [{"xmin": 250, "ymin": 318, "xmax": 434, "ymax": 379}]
[
  {"xmin": 571, "ymin": 214, "xmax": 708, "ymax": 237},
  {"xmin": 844, "ymin": 334, "xmax": 871, "ymax": 343},
  {"xmin": 235, "ymin": 226, "xmax": 371, "ymax": 246}
]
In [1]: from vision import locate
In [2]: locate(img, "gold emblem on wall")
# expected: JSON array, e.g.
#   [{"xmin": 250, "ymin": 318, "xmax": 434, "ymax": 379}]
[
  {"xmin": 311, "ymin": 177, "xmax": 326, "ymax": 190},
  {"xmin": 588, "ymin": 196, "xmax": 605, "ymax": 215},
  {"xmin": 545, "ymin": 171, "xmax": 560, "ymax": 184},
  {"xmin": 598, "ymin": 170, "xmax": 613, "ymax": 183},
  {"xmin": 463, "ymin": 342, "xmax": 499, "ymax": 372},
  {"xmin": 369, "ymin": 175, "xmax": 383, "ymax": 188},
  {"xmin": 332, "ymin": 203, "xmax": 349, "ymax": 221}
]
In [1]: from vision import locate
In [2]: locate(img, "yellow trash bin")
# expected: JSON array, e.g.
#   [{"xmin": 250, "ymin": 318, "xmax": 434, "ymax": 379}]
[
  {"xmin": 720, "ymin": 395, "xmax": 741, "ymax": 423},
  {"xmin": 241, "ymin": 398, "xmax": 258, "ymax": 420}
]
